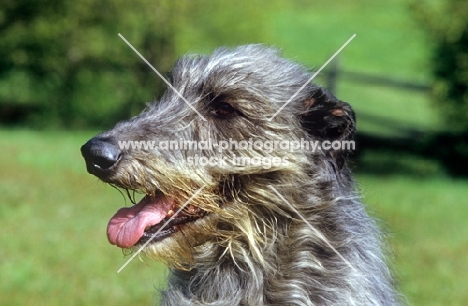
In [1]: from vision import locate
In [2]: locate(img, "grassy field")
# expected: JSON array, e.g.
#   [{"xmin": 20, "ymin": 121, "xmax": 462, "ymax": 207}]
[
  {"xmin": 1, "ymin": 130, "xmax": 467, "ymax": 306},
  {"xmin": 0, "ymin": 130, "xmax": 166, "ymax": 305}
]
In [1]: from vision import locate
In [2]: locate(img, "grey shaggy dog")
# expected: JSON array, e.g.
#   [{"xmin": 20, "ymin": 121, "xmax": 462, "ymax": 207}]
[{"xmin": 81, "ymin": 45, "xmax": 399, "ymax": 305}]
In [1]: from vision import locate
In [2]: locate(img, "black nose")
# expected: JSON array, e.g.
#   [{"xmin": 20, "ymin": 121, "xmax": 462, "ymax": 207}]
[{"xmin": 81, "ymin": 137, "xmax": 122, "ymax": 176}]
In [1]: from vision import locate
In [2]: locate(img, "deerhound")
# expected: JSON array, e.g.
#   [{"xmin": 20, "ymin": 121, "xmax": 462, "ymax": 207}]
[{"xmin": 81, "ymin": 45, "xmax": 399, "ymax": 305}]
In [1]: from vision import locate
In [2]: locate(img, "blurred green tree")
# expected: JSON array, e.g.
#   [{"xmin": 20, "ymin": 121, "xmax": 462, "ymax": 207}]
[
  {"xmin": 411, "ymin": 0, "xmax": 468, "ymax": 131},
  {"xmin": 0, "ymin": 0, "xmax": 273, "ymax": 128}
]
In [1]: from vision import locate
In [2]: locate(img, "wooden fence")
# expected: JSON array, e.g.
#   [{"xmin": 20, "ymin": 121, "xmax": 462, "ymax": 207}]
[{"xmin": 320, "ymin": 61, "xmax": 468, "ymax": 176}]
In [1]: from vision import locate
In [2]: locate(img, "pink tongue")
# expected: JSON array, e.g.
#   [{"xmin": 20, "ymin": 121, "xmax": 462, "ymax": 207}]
[{"xmin": 107, "ymin": 194, "xmax": 174, "ymax": 248}]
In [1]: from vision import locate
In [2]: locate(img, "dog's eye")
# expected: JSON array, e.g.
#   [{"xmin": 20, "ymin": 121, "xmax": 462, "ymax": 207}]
[{"xmin": 211, "ymin": 102, "xmax": 236, "ymax": 118}]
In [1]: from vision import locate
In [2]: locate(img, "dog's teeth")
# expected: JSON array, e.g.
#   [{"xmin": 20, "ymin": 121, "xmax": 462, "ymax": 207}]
[
  {"xmin": 167, "ymin": 209, "xmax": 174, "ymax": 217},
  {"xmin": 145, "ymin": 226, "xmax": 152, "ymax": 231}
]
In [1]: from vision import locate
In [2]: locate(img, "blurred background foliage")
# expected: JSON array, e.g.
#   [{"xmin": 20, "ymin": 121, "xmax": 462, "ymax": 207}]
[
  {"xmin": 1, "ymin": 0, "xmax": 468, "ymax": 305},
  {"xmin": 0, "ymin": 0, "xmax": 276, "ymax": 128},
  {"xmin": 1, "ymin": 0, "xmax": 467, "ymax": 132},
  {"xmin": 1, "ymin": 0, "xmax": 467, "ymax": 173},
  {"xmin": 411, "ymin": 0, "xmax": 468, "ymax": 131}
]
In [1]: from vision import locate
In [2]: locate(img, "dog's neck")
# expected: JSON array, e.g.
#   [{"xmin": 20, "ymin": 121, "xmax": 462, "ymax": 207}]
[{"xmin": 162, "ymin": 252, "xmax": 268, "ymax": 305}]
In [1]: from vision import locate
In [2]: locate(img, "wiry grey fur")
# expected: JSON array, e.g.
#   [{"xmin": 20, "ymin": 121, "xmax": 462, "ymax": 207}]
[{"xmin": 82, "ymin": 45, "xmax": 399, "ymax": 305}]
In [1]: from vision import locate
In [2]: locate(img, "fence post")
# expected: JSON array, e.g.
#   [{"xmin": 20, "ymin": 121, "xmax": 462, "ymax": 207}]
[{"xmin": 327, "ymin": 57, "xmax": 339, "ymax": 95}]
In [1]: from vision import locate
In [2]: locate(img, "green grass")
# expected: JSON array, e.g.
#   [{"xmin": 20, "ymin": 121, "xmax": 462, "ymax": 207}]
[
  {"xmin": 1, "ymin": 130, "xmax": 468, "ymax": 305},
  {"xmin": 358, "ymin": 175, "xmax": 468, "ymax": 305},
  {"xmin": 0, "ymin": 130, "xmax": 167, "ymax": 305},
  {"xmin": 270, "ymin": 0, "xmax": 430, "ymax": 80}
]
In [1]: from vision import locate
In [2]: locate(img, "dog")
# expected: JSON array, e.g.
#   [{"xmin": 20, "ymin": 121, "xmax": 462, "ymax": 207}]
[{"xmin": 81, "ymin": 44, "xmax": 399, "ymax": 305}]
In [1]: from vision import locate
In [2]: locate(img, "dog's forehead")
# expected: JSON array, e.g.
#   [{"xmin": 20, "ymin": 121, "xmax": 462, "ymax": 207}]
[
  {"xmin": 169, "ymin": 45, "xmax": 312, "ymax": 106},
  {"xmin": 174, "ymin": 45, "xmax": 308, "ymax": 86},
  {"xmin": 206, "ymin": 45, "xmax": 284, "ymax": 70}
]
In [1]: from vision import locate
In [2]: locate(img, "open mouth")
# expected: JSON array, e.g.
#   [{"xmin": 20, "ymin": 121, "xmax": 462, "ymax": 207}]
[{"xmin": 106, "ymin": 192, "xmax": 205, "ymax": 248}]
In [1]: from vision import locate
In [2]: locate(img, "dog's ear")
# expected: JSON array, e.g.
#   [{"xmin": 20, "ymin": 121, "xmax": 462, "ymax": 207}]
[{"xmin": 299, "ymin": 87, "xmax": 356, "ymax": 168}]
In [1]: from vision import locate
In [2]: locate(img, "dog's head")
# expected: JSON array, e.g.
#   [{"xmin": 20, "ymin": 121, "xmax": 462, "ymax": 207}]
[{"xmin": 81, "ymin": 45, "xmax": 355, "ymax": 268}]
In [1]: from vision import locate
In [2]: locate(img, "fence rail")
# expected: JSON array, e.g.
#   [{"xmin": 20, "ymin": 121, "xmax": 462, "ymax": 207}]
[
  {"xmin": 319, "ymin": 61, "xmax": 468, "ymax": 176},
  {"xmin": 322, "ymin": 60, "xmax": 430, "ymax": 95}
]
